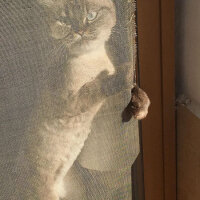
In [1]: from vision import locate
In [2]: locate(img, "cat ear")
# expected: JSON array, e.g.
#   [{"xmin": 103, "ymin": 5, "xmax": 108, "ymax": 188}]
[
  {"xmin": 37, "ymin": 0, "xmax": 55, "ymax": 7},
  {"xmin": 38, "ymin": 0, "xmax": 65, "ymax": 8}
]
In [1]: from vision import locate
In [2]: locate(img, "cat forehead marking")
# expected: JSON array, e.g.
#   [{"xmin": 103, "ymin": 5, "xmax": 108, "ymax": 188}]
[
  {"xmin": 86, "ymin": 0, "xmax": 114, "ymax": 7},
  {"xmin": 67, "ymin": 0, "xmax": 113, "ymax": 8},
  {"xmin": 61, "ymin": 11, "xmax": 66, "ymax": 16}
]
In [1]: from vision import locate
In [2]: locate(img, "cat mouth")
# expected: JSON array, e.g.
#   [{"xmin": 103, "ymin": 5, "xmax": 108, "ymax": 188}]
[
  {"xmin": 58, "ymin": 33, "xmax": 82, "ymax": 45},
  {"xmin": 58, "ymin": 32, "xmax": 95, "ymax": 49},
  {"xmin": 62, "ymin": 33, "xmax": 74, "ymax": 41}
]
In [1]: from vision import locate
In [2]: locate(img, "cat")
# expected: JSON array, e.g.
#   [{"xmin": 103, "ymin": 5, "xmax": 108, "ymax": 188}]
[
  {"xmin": 10, "ymin": 0, "xmax": 125, "ymax": 199},
  {"xmin": 8, "ymin": 0, "xmax": 150, "ymax": 199}
]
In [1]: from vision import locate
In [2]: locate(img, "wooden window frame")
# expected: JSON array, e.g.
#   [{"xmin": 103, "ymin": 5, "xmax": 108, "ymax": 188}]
[{"xmin": 136, "ymin": 1, "xmax": 176, "ymax": 200}]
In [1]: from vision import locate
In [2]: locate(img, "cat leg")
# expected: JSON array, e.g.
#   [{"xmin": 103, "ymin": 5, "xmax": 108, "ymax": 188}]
[
  {"xmin": 32, "ymin": 172, "xmax": 60, "ymax": 200},
  {"xmin": 62, "ymin": 63, "xmax": 133, "ymax": 116},
  {"xmin": 61, "ymin": 162, "xmax": 87, "ymax": 200},
  {"xmin": 54, "ymin": 161, "xmax": 81, "ymax": 199},
  {"xmin": 54, "ymin": 139, "xmax": 89, "ymax": 199}
]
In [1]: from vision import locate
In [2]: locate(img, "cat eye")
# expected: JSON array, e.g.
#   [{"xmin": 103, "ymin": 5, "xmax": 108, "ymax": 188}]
[{"xmin": 87, "ymin": 11, "xmax": 97, "ymax": 21}]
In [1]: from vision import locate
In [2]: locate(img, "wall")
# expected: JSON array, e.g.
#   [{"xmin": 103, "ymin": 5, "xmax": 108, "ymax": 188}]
[
  {"xmin": 176, "ymin": 0, "xmax": 200, "ymax": 104},
  {"xmin": 177, "ymin": 105, "xmax": 200, "ymax": 200},
  {"xmin": 176, "ymin": 1, "xmax": 200, "ymax": 200}
]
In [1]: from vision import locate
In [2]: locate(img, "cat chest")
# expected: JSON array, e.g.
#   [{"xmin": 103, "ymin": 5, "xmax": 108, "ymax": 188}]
[
  {"xmin": 67, "ymin": 54, "xmax": 114, "ymax": 92},
  {"xmin": 71, "ymin": 58, "xmax": 111, "ymax": 76}
]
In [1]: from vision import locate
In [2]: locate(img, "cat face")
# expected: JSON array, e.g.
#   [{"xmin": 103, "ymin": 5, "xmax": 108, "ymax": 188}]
[{"xmin": 39, "ymin": 0, "xmax": 116, "ymax": 52}]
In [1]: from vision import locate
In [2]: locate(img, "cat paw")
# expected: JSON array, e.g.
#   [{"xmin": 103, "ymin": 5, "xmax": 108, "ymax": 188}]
[{"xmin": 122, "ymin": 86, "xmax": 150, "ymax": 122}]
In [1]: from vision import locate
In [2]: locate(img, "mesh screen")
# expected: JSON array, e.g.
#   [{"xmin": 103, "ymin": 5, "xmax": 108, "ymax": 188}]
[{"xmin": 0, "ymin": 0, "xmax": 139, "ymax": 199}]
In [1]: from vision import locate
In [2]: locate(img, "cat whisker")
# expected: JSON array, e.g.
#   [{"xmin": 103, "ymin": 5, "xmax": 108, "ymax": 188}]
[
  {"xmin": 47, "ymin": 42, "xmax": 66, "ymax": 58},
  {"xmin": 112, "ymin": 26, "xmax": 129, "ymax": 34},
  {"xmin": 46, "ymin": 43, "xmax": 62, "ymax": 58},
  {"xmin": 47, "ymin": 43, "xmax": 67, "ymax": 65}
]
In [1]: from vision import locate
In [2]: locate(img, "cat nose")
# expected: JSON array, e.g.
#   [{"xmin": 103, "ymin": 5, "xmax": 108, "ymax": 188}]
[{"xmin": 76, "ymin": 30, "xmax": 84, "ymax": 36}]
